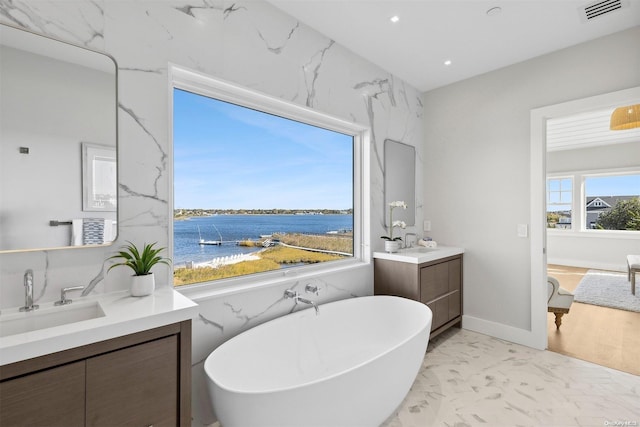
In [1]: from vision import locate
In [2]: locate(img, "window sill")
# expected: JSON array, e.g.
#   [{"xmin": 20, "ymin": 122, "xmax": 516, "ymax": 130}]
[
  {"xmin": 547, "ymin": 229, "xmax": 640, "ymax": 240},
  {"xmin": 176, "ymin": 258, "xmax": 369, "ymax": 302}
]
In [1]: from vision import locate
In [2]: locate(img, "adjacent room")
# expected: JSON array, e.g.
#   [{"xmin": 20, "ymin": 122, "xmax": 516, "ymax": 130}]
[
  {"xmin": 545, "ymin": 106, "xmax": 640, "ymax": 375},
  {"xmin": 0, "ymin": 1, "xmax": 638, "ymax": 426}
]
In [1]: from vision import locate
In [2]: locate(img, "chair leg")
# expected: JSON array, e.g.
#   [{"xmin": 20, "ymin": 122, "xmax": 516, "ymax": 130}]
[{"xmin": 554, "ymin": 312, "xmax": 564, "ymax": 329}]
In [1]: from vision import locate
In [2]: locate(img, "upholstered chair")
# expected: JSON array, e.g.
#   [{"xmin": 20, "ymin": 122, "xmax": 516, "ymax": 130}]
[{"xmin": 547, "ymin": 276, "xmax": 574, "ymax": 329}]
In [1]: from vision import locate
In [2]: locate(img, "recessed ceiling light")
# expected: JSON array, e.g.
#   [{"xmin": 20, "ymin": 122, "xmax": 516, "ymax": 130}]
[
  {"xmin": 444, "ymin": 60, "xmax": 452, "ymax": 66},
  {"xmin": 486, "ymin": 6, "xmax": 502, "ymax": 16},
  {"xmin": 390, "ymin": 15, "xmax": 400, "ymax": 23}
]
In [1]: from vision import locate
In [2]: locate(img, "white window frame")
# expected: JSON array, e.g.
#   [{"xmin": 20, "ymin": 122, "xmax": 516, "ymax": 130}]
[
  {"xmin": 546, "ymin": 176, "xmax": 573, "ymax": 230},
  {"xmin": 168, "ymin": 65, "xmax": 371, "ymax": 296},
  {"xmin": 547, "ymin": 167, "xmax": 640, "ymax": 238}
]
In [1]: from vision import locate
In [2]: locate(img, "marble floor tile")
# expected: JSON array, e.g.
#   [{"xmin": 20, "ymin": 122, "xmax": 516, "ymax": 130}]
[
  {"xmin": 205, "ymin": 327, "xmax": 639, "ymax": 427},
  {"xmin": 382, "ymin": 328, "xmax": 640, "ymax": 427}
]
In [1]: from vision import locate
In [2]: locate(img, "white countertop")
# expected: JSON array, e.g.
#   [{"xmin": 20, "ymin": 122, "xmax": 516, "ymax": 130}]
[
  {"xmin": 0, "ymin": 288, "xmax": 199, "ymax": 366},
  {"xmin": 373, "ymin": 245, "xmax": 464, "ymax": 264}
]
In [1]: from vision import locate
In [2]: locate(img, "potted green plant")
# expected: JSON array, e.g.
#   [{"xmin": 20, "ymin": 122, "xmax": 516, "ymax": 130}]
[
  {"xmin": 108, "ymin": 241, "xmax": 171, "ymax": 296},
  {"xmin": 381, "ymin": 200, "xmax": 407, "ymax": 253}
]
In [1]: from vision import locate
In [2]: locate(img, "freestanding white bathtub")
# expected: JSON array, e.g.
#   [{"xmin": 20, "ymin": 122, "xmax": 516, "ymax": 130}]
[{"xmin": 204, "ymin": 295, "xmax": 432, "ymax": 427}]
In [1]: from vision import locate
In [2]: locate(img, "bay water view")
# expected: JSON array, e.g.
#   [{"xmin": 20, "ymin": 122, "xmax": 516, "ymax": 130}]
[{"xmin": 173, "ymin": 214, "xmax": 353, "ymax": 267}]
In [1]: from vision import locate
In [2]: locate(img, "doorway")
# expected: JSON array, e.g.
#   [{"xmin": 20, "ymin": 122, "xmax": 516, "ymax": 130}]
[{"xmin": 529, "ymin": 86, "xmax": 640, "ymax": 355}]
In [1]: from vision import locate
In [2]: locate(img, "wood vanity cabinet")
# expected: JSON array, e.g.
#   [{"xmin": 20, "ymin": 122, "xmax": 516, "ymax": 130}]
[
  {"xmin": 0, "ymin": 320, "xmax": 191, "ymax": 427},
  {"xmin": 375, "ymin": 254, "xmax": 463, "ymax": 338},
  {"xmin": 0, "ymin": 361, "xmax": 85, "ymax": 427}
]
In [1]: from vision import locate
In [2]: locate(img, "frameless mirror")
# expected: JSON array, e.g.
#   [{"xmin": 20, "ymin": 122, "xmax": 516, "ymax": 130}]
[
  {"xmin": 384, "ymin": 139, "xmax": 416, "ymax": 226},
  {"xmin": 0, "ymin": 23, "xmax": 117, "ymax": 252}
]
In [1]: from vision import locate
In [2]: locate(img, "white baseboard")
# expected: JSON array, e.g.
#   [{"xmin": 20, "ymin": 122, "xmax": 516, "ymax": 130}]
[
  {"xmin": 462, "ymin": 314, "xmax": 546, "ymax": 350},
  {"xmin": 547, "ymin": 258, "xmax": 626, "ymax": 273}
]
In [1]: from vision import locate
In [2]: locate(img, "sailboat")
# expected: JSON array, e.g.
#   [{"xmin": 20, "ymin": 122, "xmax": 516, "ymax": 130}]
[{"xmin": 197, "ymin": 224, "xmax": 222, "ymax": 246}]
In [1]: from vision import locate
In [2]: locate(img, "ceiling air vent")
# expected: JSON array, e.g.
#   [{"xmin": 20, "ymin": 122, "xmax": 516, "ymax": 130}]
[{"xmin": 581, "ymin": 0, "xmax": 628, "ymax": 21}]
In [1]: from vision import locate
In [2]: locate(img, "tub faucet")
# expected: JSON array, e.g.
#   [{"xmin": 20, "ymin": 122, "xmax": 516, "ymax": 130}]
[
  {"xmin": 305, "ymin": 284, "xmax": 320, "ymax": 295},
  {"xmin": 284, "ymin": 289, "xmax": 319, "ymax": 315},
  {"xmin": 19, "ymin": 269, "xmax": 39, "ymax": 312}
]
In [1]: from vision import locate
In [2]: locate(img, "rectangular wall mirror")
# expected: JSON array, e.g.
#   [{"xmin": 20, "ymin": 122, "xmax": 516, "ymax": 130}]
[
  {"xmin": 0, "ymin": 23, "xmax": 118, "ymax": 252},
  {"xmin": 384, "ymin": 139, "xmax": 416, "ymax": 226}
]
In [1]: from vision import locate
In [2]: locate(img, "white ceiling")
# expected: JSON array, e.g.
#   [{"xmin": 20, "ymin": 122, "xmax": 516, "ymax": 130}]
[
  {"xmin": 266, "ymin": 0, "xmax": 640, "ymax": 92},
  {"xmin": 547, "ymin": 107, "xmax": 640, "ymax": 151}
]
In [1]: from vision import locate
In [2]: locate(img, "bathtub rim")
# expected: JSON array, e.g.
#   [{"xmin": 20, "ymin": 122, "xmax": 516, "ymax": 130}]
[{"xmin": 204, "ymin": 294, "xmax": 432, "ymax": 395}]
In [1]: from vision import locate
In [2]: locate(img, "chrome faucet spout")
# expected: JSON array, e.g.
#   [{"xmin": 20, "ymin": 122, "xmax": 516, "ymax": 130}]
[
  {"xmin": 296, "ymin": 296, "xmax": 320, "ymax": 315},
  {"xmin": 284, "ymin": 289, "xmax": 319, "ymax": 315},
  {"xmin": 404, "ymin": 232, "xmax": 417, "ymax": 248},
  {"xmin": 20, "ymin": 269, "xmax": 39, "ymax": 312}
]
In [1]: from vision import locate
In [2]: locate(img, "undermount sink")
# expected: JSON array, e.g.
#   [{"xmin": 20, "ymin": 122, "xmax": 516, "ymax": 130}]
[{"xmin": 0, "ymin": 301, "xmax": 105, "ymax": 338}]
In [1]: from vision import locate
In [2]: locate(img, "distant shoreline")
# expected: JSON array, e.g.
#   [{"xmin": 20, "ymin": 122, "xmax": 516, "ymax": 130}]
[
  {"xmin": 174, "ymin": 209, "xmax": 353, "ymax": 221},
  {"xmin": 173, "ymin": 233, "xmax": 352, "ymax": 286}
]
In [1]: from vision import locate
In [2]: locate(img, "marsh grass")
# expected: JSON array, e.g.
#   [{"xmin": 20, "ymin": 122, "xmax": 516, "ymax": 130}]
[
  {"xmin": 237, "ymin": 239, "xmax": 261, "ymax": 247},
  {"xmin": 173, "ymin": 233, "xmax": 352, "ymax": 286},
  {"xmin": 174, "ymin": 258, "xmax": 280, "ymax": 286},
  {"xmin": 261, "ymin": 246, "xmax": 344, "ymax": 264},
  {"xmin": 276, "ymin": 233, "xmax": 352, "ymax": 254}
]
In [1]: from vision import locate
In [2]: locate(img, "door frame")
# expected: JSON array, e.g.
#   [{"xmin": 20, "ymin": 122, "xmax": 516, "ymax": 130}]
[{"xmin": 530, "ymin": 86, "xmax": 640, "ymax": 350}]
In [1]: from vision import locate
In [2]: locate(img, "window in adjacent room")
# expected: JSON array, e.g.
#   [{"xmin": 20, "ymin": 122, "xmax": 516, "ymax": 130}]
[
  {"xmin": 584, "ymin": 173, "xmax": 640, "ymax": 231},
  {"xmin": 547, "ymin": 177, "xmax": 573, "ymax": 229}
]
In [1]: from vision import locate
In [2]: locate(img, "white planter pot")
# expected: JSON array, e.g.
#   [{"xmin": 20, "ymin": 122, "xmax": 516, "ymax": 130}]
[
  {"xmin": 131, "ymin": 273, "xmax": 155, "ymax": 297},
  {"xmin": 384, "ymin": 240, "xmax": 401, "ymax": 253}
]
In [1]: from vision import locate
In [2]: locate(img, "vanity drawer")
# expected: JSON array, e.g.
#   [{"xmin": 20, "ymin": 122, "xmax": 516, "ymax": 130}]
[
  {"xmin": 420, "ymin": 262, "xmax": 449, "ymax": 302},
  {"xmin": 86, "ymin": 335, "xmax": 178, "ymax": 426},
  {"xmin": 0, "ymin": 361, "xmax": 85, "ymax": 427}
]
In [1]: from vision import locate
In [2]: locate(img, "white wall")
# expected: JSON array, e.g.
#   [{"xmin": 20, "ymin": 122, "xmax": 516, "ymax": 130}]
[
  {"xmin": 0, "ymin": 1, "xmax": 423, "ymax": 425},
  {"xmin": 548, "ymin": 142, "xmax": 640, "ymax": 172},
  {"xmin": 422, "ymin": 26, "xmax": 640, "ymax": 341},
  {"xmin": 0, "ymin": 45, "xmax": 115, "ymax": 250},
  {"xmin": 547, "ymin": 141, "xmax": 640, "ymax": 271}
]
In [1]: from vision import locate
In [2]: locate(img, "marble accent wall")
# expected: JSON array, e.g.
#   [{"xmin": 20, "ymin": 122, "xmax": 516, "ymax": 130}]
[{"xmin": 0, "ymin": 1, "xmax": 424, "ymax": 424}]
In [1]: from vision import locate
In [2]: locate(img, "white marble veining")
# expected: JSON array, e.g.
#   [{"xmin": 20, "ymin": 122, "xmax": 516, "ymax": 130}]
[
  {"xmin": 0, "ymin": 288, "xmax": 198, "ymax": 366},
  {"xmin": 0, "ymin": 1, "xmax": 424, "ymax": 424},
  {"xmin": 189, "ymin": 265, "xmax": 372, "ymax": 424},
  {"xmin": 383, "ymin": 328, "xmax": 640, "ymax": 427},
  {"xmin": 0, "ymin": 0, "xmax": 424, "ymax": 306}
]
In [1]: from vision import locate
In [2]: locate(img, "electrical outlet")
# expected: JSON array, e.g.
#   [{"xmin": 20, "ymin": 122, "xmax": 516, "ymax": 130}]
[
  {"xmin": 517, "ymin": 224, "xmax": 528, "ymax": 238},
  {"xmin": 423, "ymin": 220, "xmax": 431, "ymax": 232}
]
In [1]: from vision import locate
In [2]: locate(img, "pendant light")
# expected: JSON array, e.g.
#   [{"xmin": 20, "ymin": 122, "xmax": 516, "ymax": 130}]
[{"xmin": 609, "ymin": 104, "xmax": 640, "ymax": 130}]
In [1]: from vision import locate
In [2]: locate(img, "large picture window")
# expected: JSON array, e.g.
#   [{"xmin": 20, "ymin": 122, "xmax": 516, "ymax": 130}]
[
  {"xmin": 171, "ymin": 73, "xmax": 364, "ymax": 288},
  {"xmin": 547, "ymin": 170, "xmax": 640, "ymax": 233},
  {"xmin": 584, "ymin": 173, "xmax": 640, "ymax": 231}
]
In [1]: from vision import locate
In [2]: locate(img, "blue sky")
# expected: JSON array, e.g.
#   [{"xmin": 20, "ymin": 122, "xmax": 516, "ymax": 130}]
[
  {"xmin": 585, "ymin": 175, "xmax": 640, "ymax": 197},
  {"xmin": 173, "ymin": 89, "xmax": 353, "ymax": 210},
  {"xmin": 547, "ymin": 174, "xmax": 640, "ymax": 211}
]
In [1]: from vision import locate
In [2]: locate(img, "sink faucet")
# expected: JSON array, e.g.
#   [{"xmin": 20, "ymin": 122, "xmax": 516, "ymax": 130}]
[
  {"xmin": 55, "ymin": 286, "xmax": 85, "ymax": 306},
  {"xmin": 404, "ymin": 232, "xmax": 417, "ymax": 248},
  {"xmin": 284, "ymin": 289, "xmax": 319, "ymax": 315},
  {"xmin": 19, "ymin": 269, "xmax": 39, "ymax": 312}
]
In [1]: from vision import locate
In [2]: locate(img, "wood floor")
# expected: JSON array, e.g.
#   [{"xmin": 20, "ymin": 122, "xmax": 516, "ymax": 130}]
[{"xmin": 547, "ymin": 264, "xmax": 640, "ymax": 376}]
